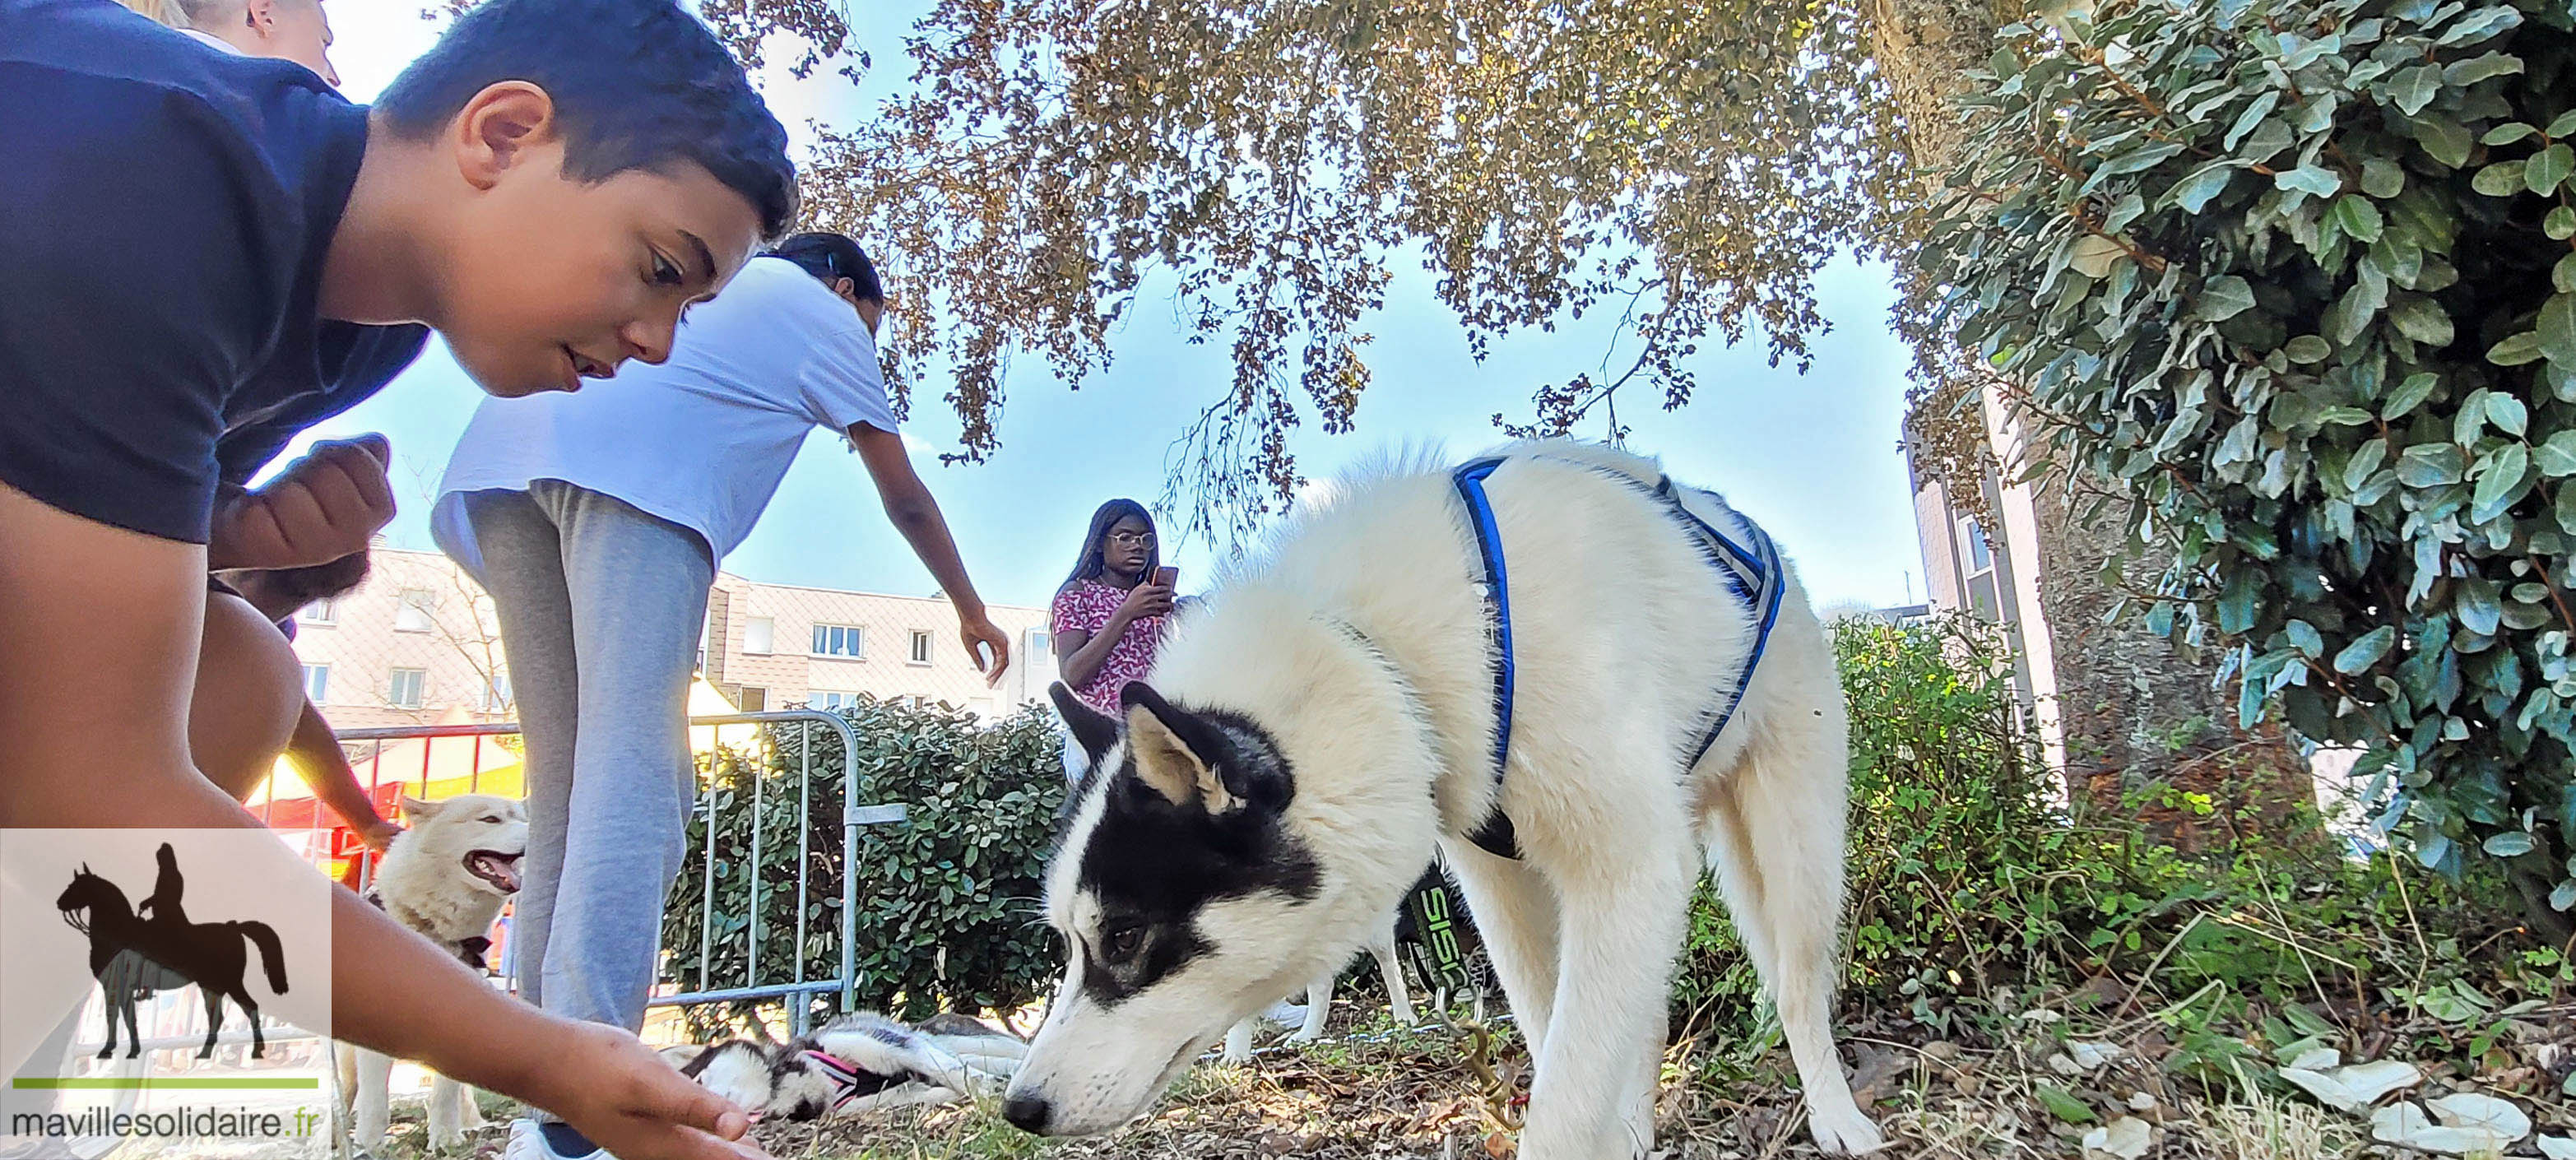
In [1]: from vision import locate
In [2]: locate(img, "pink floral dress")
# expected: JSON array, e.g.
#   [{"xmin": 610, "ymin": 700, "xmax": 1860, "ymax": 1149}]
[{"xmin": 1051, "ymin": 579, "xmax": 1167, "ymax": 714}]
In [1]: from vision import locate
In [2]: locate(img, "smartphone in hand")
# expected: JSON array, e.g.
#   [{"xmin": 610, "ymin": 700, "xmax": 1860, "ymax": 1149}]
[{"xmin": 1153, "ymin": 566, "xmax": 1179, "ymax": 587}]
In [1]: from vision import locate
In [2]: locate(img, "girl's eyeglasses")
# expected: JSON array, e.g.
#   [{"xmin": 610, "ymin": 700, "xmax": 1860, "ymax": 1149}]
[{"xmin": 1107, "ymin": 531, "xmax": 1156, "ymax": 548}]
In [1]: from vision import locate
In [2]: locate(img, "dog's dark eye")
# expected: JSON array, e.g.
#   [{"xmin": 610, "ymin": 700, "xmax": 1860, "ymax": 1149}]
[
  {"xmin": 1100, "ymin": 922, "xmax": 1145, "ymax": 963},
  {"xmin": 480, "ymin": 815, "xmax": 501, "ymax": 824}
]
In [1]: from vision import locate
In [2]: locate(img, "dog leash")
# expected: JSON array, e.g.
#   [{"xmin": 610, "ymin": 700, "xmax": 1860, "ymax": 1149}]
[
  {"xmin": 801, "ymin": 1050, "xmax": 892, "ymax": 1112},
  {"xmin": 1449, "ymin": 455, "xmax": 1786, "ymax": 861}
]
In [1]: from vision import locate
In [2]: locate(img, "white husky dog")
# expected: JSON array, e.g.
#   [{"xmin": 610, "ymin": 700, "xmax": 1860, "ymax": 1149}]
[
  {"xmin": 337, "ymin": 795, "xmax": 527, "ymax": 1154},
  {"xmin": 1006, "ymin": 443, "xmax": 1883, "ymax": 1158},
  {"xmin": 667, "ymin": 1012, "xmax": 1027, "ymax": 1122},
  {"xmin": 1219, "ymin": 916, "xmax": 1414, "ymax": 1064}
]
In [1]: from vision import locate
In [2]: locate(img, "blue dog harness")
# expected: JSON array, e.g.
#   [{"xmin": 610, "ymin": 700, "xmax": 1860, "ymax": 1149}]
[{"xmin": 1451, "ymin": 455, "xmax": 1786, "ymax": 861}]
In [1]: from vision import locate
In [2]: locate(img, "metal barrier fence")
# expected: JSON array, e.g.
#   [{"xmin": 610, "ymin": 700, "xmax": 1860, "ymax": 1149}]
[{"xmin": 319, "ymin": 711, "xmax": 903, "ymax": 1033}]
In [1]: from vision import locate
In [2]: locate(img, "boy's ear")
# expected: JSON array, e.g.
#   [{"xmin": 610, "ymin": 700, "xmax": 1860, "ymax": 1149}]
[{"xmin": 451, "ymin": 81, "xmax": 560, "ymax": 189}]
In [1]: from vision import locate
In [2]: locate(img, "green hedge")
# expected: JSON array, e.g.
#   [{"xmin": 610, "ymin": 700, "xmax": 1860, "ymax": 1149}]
[
  {"xmin": 1680, "ymin": 616, "xmax": 2525, "ymax": 1060},
  {"xmin": 1917, "ymin": 0, "xmax": 2576, "ymax": 930},
  {"xmin": 661, "ymin": 698, "xmax": 1067, "ymax": 1028}
]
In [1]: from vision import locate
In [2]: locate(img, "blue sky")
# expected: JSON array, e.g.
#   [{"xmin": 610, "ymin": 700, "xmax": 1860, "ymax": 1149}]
[{"xmin": 301, "ymin": 3, "xmax": 1928, "ymax": 615}]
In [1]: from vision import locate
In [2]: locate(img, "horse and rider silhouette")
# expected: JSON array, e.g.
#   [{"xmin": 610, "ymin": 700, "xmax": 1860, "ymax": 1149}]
[{"xmin": 54, "ymin": 844, "xmax": 290, "ymax": 1060}]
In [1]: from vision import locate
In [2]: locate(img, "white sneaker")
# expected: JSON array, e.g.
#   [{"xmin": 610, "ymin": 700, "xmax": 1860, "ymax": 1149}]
[{"xmin": 504, "ymin": 1118, "xmax": 609, "ymax": 1160}]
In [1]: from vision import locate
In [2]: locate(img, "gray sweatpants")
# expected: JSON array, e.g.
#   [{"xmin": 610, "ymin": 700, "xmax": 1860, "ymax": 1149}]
[{"xmin": 449, "ymin": 480, "xmax": 713, "ymax": 1038}]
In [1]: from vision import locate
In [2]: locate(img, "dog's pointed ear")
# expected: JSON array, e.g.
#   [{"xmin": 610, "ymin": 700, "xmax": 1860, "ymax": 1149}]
[
  {"xmin": 400, "ymin": 796, "xmax": 439, "ymax": 823},
  {"xmin": 1048, "ymin": 682, "xmax": 1120, "ymax": 766},
  {"xmin": 1119, "ymin": 682, "xmax": 1237, "ymax": 812}
]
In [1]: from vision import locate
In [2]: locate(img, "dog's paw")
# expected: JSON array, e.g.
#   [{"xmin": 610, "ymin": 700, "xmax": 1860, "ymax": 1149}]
[{"xmin": 1805, "ymin": 1104, "xmax": 1887, "ymax": 1155}]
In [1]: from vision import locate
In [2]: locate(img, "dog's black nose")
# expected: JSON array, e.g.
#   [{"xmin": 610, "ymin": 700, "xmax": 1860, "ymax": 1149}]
[{"xmin": 1000, "ymin": 1093, "xmax": 1050, "ymax": 1133}]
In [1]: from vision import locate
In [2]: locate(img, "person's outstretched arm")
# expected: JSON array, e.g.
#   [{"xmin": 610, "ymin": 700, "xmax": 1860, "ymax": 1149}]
[
  {"xmin": 847, "ymin": 424, "xmax": 1011, "ymax": 687},
  {"xmin": 283, "ymin": 700, "xmax": 402, "ymax": 852},
  {"xmin": 0, "ymin": 480, "xmax": 762, "ymax": 1160}
]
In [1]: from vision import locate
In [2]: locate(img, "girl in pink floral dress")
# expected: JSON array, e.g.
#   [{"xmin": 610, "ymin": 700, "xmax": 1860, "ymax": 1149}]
[{"xmin": 1051, "ymin": 499, "xmax": 1177, "ymax": 778}]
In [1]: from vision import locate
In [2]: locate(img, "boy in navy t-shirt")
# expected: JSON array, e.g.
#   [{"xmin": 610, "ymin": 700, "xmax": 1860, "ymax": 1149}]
[{"xmin": 0, "ymin": 2, "xmax": 792, "ymax": 1157}]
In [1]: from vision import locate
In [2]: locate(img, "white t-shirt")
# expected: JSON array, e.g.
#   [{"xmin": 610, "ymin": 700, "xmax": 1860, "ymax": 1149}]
[
  {"xmin": 178, "ymin": 28, "xmax": 244, "ymax": 53},
  {"xmin": 431, "ymin": 257, "xmax": 899, "ymax": 572}
]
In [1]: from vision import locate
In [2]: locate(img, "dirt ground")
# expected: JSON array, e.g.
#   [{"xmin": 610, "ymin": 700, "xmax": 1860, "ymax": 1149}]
[{"xmin": 369, "ymin": 999, "xmax": 2576, "ymax": 1160}]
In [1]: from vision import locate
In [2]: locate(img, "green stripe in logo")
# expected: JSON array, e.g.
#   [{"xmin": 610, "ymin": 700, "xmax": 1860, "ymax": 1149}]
[{"xmin": 11, "ymin": 1078, "xmax": 319, "ymax": 1089}]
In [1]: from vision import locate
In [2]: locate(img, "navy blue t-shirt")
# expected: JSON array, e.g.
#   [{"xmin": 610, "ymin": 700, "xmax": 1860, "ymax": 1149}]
[{"xmin": 0, "ymin": 0, "xmax": 429, "ymax": 544}]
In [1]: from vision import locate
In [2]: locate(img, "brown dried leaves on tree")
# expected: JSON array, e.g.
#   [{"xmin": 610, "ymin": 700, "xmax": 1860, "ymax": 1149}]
[{"xmin": 777, "ymin": 0, "xmax": 1907, "ymax": 543}]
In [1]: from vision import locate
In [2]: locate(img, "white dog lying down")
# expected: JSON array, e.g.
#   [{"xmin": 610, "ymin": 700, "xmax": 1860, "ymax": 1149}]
[{"xmin": 666, "ymin": 1013, "xmax": 1028, "ymax": 1122}]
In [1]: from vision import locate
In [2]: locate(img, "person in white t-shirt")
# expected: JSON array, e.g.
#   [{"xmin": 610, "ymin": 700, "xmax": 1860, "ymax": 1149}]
[{"xmin": 430, "ymin": 235, "xmax": 1010, "ymax": 1158}]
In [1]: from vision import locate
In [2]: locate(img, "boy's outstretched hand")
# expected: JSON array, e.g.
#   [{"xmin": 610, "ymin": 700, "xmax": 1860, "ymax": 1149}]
[
  {"xmin": 207, "ymin": 434, "xmax": 396, "ymax": 569},
  {"xmin": 520, "ymin": 1020, "xmax": 766, "ymax": 1160}
]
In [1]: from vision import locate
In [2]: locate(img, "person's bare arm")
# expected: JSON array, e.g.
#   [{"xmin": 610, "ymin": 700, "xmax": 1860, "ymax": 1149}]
[
  {"xmin": 283, "ymin": 700, "xmax": 401, "ymax": 852},
  {"xmin": 1056, "ymin": 619, "xmax": 1124, "ymax": 690},
  {"xmin": 1053, "ymin": 624, "xmax": 1094, "ymax": 685},
  {"xmin": 0, "ymin": 481, "xmax": 759, "ymax": 1160},
  {"xmin": 847, "ymin": 424, "xmax": 1010, "ymax": 687}
]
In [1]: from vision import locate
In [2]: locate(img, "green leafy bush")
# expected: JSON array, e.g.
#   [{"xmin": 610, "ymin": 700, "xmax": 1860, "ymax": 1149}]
[
  {"xmin": 1678, "ymin": 616, "xmax": 2528, "ymax": 1050},
  {"xmin": 1915, "ymin": 0, "xmax": 2576, "ymax": 931},
  {"xmin": 661, "ymin": 698, "xmax": 1067, "ymax": 1028}
]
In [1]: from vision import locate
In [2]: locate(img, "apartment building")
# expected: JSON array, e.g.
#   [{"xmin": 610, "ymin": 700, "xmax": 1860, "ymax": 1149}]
[
  {"xmin": 699, "ymin": 573, "xmax": 1051, "ymax": 721},
  {"xmin": 284, "ymin": 546, "xmax": 1051, "ymax": 731}
]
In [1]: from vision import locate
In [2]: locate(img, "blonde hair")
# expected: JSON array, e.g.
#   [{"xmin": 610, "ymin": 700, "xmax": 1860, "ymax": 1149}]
[{"xmin": 115, "ymin": 0, "xmax": 189, "ymax": 26}]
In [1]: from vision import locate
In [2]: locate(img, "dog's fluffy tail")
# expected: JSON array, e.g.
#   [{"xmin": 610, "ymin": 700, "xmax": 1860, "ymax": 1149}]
[{"xmin": 236, "ymin": 921, "xmax": 289, "ymax": 994}]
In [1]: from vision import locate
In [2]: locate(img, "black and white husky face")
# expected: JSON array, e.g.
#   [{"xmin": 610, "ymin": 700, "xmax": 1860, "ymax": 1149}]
[{"xmin": 1005, "ymin": 682, "xmax": 1338, "ymax": 1137}]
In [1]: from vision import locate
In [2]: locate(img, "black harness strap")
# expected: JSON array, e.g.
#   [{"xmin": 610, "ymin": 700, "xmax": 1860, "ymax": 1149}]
[{"xmin": 363, "ymin": 889, "xmax": 494, "ymax": 973}]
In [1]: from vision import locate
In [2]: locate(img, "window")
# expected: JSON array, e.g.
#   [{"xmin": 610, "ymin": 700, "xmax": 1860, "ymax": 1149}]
[
  {"xmin": 813, "ymin": 690, "xmax": 863, "ymax": 712},
  {"xmin": 1958, "ymin": 516, "xmax": 2001, "ymax": 622},
  {"xmin": 909, "ymin": 630, "xmax": 933, "ymax": 665},
  {"xmin": 811, "ymin": 624, "xmax": 863, "ymax": 658},
  {"xmin": 388, "ymin": 668, "xmax": 428, "ymax": 709},
  {"xmin": 301, "ymin": 664, "xmax": 330, "ymax": 704},
  {"xmin": 299, "ymin": 598, "xmax": 339, "ymax": 626},
  {"xmin": 1961, "ymin": 516, "xmax": 1994, "ymax": 573},
  {"xmin": 479, "ymin": 674, "xmax": 512, "ymax": 712},
  {"xmin": 744, "ymin": 616, "xmax": 775, "ymax": 655},
  {"xmin": 736, "ymin": 686, "xmax": 768, "ymax": 712},
  {"xmin": 1029, "ymin": 629, "xmax": 1052, "ymax": 661},
  {"xmin": 394, "ymin": 588, "xmax": 437, "ymax": 633}
]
